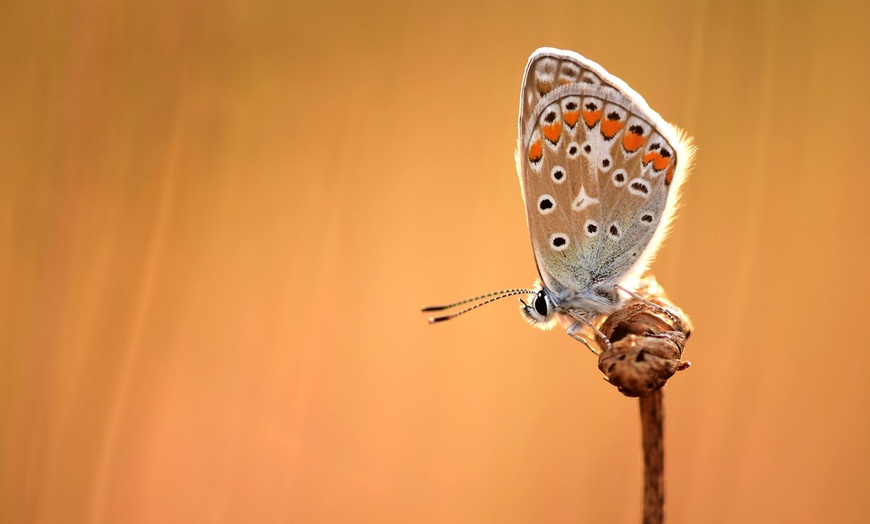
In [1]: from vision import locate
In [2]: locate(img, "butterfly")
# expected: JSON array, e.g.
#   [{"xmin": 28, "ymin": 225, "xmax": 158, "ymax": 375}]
[{"xmin": 424, "ymin": 48, "xmax": 694, "ymax": 353}]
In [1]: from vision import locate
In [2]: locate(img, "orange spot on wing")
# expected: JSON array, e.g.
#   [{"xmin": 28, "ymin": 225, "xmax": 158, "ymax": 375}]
[
  {"xmin": 653, "ymin": 154, "xmax": 671, "ymax": 171},
  {"xmin": 622, "ymin": 132, "xmax": 646, "ymax": 152},
  {"xmin": 600, "ymin": 119, "xmax": 624, "ymax": 139},
  {"xmin": 542, "ymin": 122, "xmax": 561, "ymax": 144},
  {"xmin": 536, "ymin": 81, "xmax": 552, "ymax": 95},
  {"xmin": 582, "ymin": 109, "xmax": 602, "ymax": 128},
  {"xmin": 563, "ymin": 110, "xmax": 580, "ymax": 128},
  {"xmin": 643, "ymin": 151, "xmax": 659, "ymax": 166},
  {"xmin": 528, "ymin": 140, "xmax": 543, "ymax": 163},
  {"xmin": 665, "ymin": 163, "xmax": 675, "ymax": 185}
]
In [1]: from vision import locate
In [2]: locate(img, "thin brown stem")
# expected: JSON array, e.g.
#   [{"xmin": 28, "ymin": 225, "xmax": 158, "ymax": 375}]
[
  {"xmin": 640, "ymin": 389, "xmax": 664, "ymax": 524},
  {"xmin": 594, "ymin": 277, "xmax": 693, "ymax": 524}
]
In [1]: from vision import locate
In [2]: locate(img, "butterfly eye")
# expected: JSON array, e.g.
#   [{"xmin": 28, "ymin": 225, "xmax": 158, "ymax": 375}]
[
  {"xmin": 519, "ymin": 288, "xmax": 554, "ymax": 327},
  {"xmin": 534, "ymin": 290, "xmax": 549, "ymax": 316}
]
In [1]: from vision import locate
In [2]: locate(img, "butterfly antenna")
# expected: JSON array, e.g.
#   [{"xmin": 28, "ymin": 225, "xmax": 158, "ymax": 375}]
[
  {"xmin": 421, "ymin": 289, "xmax": 535, "ymax": 312},
  {"xmin": 423, "ymin": 289, "xmax": 534, "ymax": 324}
]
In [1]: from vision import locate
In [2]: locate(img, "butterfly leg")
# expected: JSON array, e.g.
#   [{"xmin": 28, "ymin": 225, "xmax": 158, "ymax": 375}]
[
  {"xmin": 566, "ymin": 321, "xmax": 609, "ymax": 355},
  {"xmin": 614, "ymin": 284, "xmax": 682, "ymax": 328}
]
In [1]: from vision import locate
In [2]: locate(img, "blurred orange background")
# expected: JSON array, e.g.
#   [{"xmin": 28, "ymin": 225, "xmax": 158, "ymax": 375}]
[{"xmin": 3, "ymin": 0, "xmax": 870, "ymax": 522}]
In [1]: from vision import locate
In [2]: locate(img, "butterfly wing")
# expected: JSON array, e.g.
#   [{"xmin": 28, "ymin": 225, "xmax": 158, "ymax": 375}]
[{"xmin": 517, "ymin": 48, "xmax": 694, "ymax": 303}]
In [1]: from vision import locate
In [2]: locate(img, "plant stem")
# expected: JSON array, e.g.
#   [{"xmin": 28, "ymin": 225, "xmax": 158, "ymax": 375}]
[
  {"xmin": 640, "ymin": 389, "xmax": 664, "ymax": 524},
  {"xmin": 594, "ymin": 278, "xmax": 692, "ymax": 523}
]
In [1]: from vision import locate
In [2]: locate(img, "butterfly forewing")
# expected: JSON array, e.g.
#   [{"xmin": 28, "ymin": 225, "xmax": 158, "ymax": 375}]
[{"xmin": 518, "ymin": 48, "xmax": 688, "ymax": 296}]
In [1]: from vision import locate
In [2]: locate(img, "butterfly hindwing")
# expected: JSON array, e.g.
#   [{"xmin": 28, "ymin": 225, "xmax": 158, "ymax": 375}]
[{"xmin": 518, "ymin": 48, "xmax": 692, "ymax": 297}]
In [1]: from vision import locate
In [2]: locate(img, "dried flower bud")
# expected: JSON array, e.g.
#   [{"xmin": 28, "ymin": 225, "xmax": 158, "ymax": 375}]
[{"xmin": 596, "ymin": 282, "xmax": 692, "ymax": 397}]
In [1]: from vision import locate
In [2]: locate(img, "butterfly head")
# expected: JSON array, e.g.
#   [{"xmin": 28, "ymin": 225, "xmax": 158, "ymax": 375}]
[
  {"xmin": 519, "ymin": 286, "xmax": 556, "ymax": 328},
  {"xmin": 519, "ymin": 280, "xmax": 622, "ymax": 330}
]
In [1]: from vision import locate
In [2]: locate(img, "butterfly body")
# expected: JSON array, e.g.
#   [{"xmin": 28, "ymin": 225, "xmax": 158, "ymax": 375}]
[{"xmin": 516, "ymin": 48, "xmax": 694, "ymax": 337}]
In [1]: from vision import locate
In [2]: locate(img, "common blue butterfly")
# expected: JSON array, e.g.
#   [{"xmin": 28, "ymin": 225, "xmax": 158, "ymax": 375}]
[{"xmin": 424, "ymin": 48, "xmax": 694, "ymax": 353}]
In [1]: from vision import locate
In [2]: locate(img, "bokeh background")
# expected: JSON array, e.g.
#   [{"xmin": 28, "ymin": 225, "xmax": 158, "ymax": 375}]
[{"xmin": 3, "ymin": 0, "xmax": 870, "ymax": 522}]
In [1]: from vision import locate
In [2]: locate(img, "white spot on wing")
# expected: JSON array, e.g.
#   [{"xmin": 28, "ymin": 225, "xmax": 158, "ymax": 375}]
[
  {"xmin": 566, "ymin": 142, "xmax": 581, "ymax": 159},
  {"xmin": 607, "ymin": 222, "xmax": 622, "ymax": 239},
  {"xmin": 550, "ymin": 165, "xmax": 566, "ymax": 184},
  {"xmin": 537, "ymin": 194, "xmax": 556, "ymax": 215},
  {"xmin": 549, "ymin": 233, "xmax": 570, "ymax": 251},
  {"xmin": 580, "ymin": 71, "xmax": 601, "ymax": 85},
  {"xmin": 584, "ymin": 219, "xmax": 599, "ymax": 237},
  {"xmin": 535, "ymin": 58, "xmax": 557, "ymax": 84},
  {"xmin": 572, "ymin": 186, "xmax": 600, "ymax": 212},
  {"xmin": 627, "ymin": 178, "xmax": 651, "ymax": 198},
  {"xmin": 558, "ymin": 64, "xmax": 580, "ymax": 84},
  {"xmin": 612, "ymin": 169, "xmax": 628, "ymax": 187}
]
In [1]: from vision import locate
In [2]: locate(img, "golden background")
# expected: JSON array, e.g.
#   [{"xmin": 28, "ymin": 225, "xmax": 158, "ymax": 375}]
[{"xmin": 4, "ymin": 0, "xmax": 870, "ymax": 522}]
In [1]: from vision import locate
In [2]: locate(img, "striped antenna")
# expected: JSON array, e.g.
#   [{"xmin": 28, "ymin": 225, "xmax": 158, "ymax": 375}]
[{"xmin": 422, "ymin": 289, "xmax": 534, "ymax": 323}]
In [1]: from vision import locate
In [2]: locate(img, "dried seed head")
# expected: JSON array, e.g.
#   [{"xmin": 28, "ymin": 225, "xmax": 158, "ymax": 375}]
[{"xmin": 596, "ymin": 282, "xmax": 692, "ymax": 397}]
